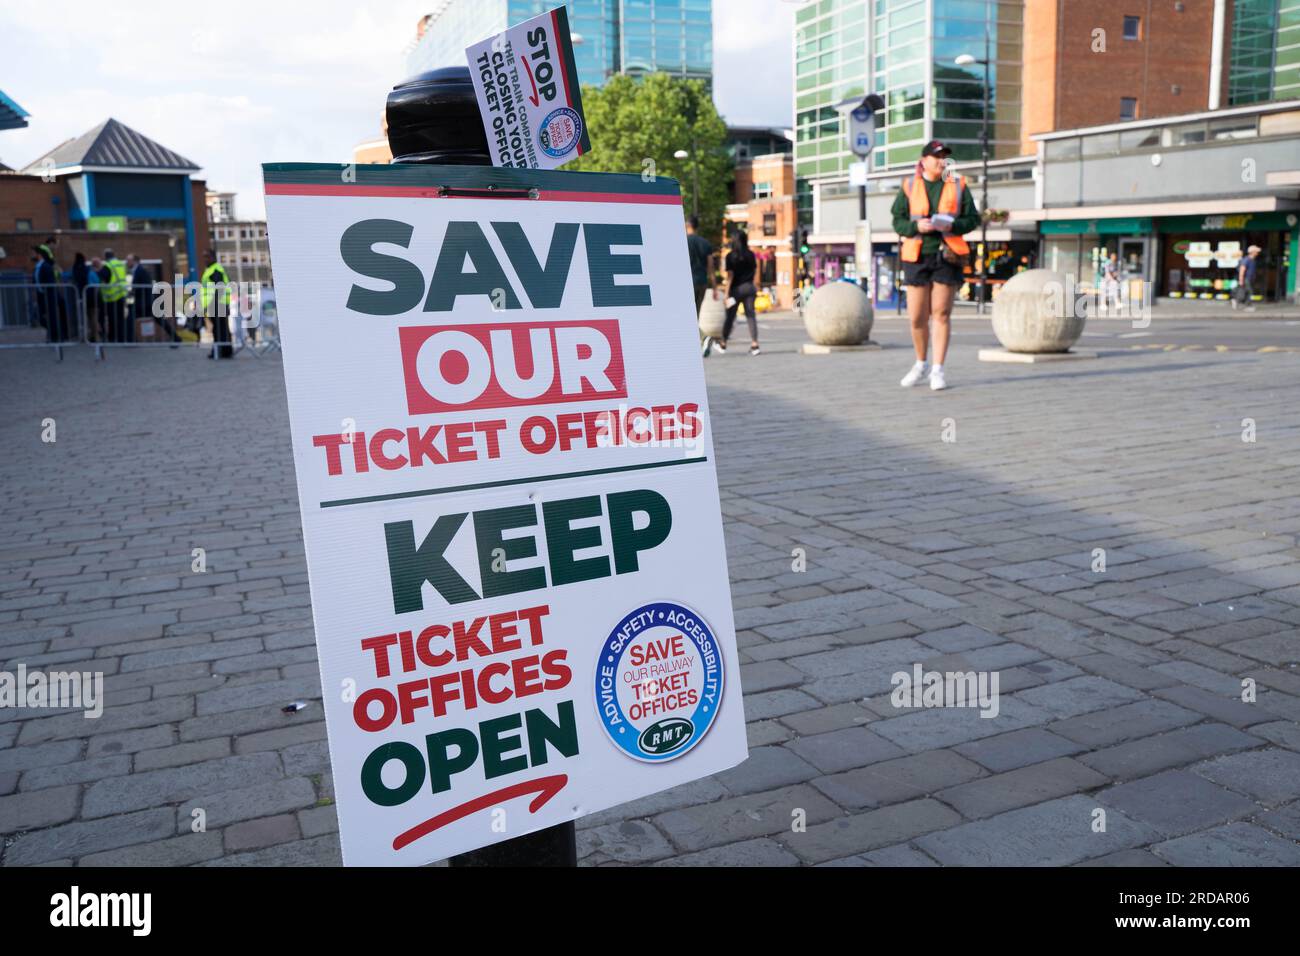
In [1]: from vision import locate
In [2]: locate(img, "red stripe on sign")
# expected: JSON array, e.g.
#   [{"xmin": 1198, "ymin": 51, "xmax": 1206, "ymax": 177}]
[
  {"xmin": 265, "ymin": 183, "xmax": 681, "ymax": 204},
  {"xmin": 392, "ymin": 773, "xmax": 568, "ymax": 851},
  {"xmin": 552, "ymin": 8, "xmax": 573, "ymax": 110}
]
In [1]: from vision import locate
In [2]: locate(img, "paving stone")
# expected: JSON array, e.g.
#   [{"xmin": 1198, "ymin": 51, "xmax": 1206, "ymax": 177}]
[
  {"xmin": 298, "ymin": 804, "xmax": 339, "ymax": 839},
  {"xmin": 1152, "ymin": 822, "xmax": 1300, "ymax": 866},
  {"xmin": 203, "ymin": 833, "xmax": 342, "ymax": 867},
  {"xmin": 714, "ymin": 745, "xmax": 819, "ymax": 796},
  {"xmin": 785, "ymin": 727, "xmax": 905, "ymax": 774},
  {"xmin": 174, "ymin": 776, "xmax": 319, "ymax": 832},
  {"xmin": 936, "ymin": 758, "xmax": 1109, "ymax": 819},
  {"xmin": 781, "ymin": 798, "xmax": 961, "ymax": 864},
  {"xmin": 653, "ymin": 784, "xmax": 840, "ymax": 852},
  {"xmin": 579, "ymin": 777, "xmax": 729, "ymax": 829},
  {"xmin": 1080, "ymin": 723, "xmax": 1263, "ymax": 780},
  {"xmin": 82, "ymin": 752, "xmax": 283, "ymax": 818},
  {"xmin": 0, "ymin": 784, "xmax": 80, "ymax": 833},
  {"xmin": 578, "ymin": 820, "xmax": 676, "ymax": 864},
  {"xmin": 224, "ymin": 813, "xmax": 301, "ymax": 852},
  {"xmin": 813, "ymin": 749, "xmax": 985, "ymax": 810},
  {"xmin": 652, "ymin": 837, "xmax": 800, "ymax": 866},
  {"xmin": 1192, "ymin": 748, "xmax": 1300, "ymax": 804},
  {"xmin": 1075, "ymin": 848, "xmax": 1170, "ymax": 867},
  {"xmin": 954, "ymin": 727, "xmax": 1085, "ymax": 772},
  {"xmin": 1016, "ymin": 676, "xmax": 1145, "ymax": 719},
  {"xmin": 779, "ymin": 702, "xmax": 873, "ymax": 736},
  {"xmin": 80, "ymin": 831, "xmax": 225, "ymax": 866},
  {"xmin": 870, "ymin": 697, "xmax": 1052, "ymax": 751},
  {"xmin": 1153, "ymin": 684, "xmax": 1273, "ymax": 727},
  {"xmin": 1049, "ymin": 700, "xmax": 1202, "ymax": 748},
  {"xmin": 21, "ymin": 755, "xmax": 131, "ymax": 790},
  {"xmin": 135, "ymin": 737, "xmax": 232, "ymax": 772},
  {"xmin": 916, "ymin": 795, "xmax": 1161, "ymax": 866},
  {"xmin": 1098, "ymin": 770, "xmax": 1257, "ymax": 836},
  {"xmin": 4, "ymin": 809, "xmax": 176, "ymax": 866}
]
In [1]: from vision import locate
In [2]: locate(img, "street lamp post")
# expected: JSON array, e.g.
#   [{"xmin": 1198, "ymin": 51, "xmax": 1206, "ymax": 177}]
[
  {"xmin": 674, "ymin": 147, "xmax": 700, "ymax": 218},
  {"xmin": 956, "ymin": 27, "xmax": 991, "ymax": 315}
]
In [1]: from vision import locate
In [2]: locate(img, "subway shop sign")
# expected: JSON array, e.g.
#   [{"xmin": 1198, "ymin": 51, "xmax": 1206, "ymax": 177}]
[{"xmin": 262, "ymin": 162, "xmax": 746, "ymax": 865}]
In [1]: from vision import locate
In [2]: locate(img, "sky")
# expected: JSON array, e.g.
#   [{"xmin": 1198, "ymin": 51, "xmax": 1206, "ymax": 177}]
[{"xmin": 0, "ymin": 0, "xmax": 795, "ymax": 221}]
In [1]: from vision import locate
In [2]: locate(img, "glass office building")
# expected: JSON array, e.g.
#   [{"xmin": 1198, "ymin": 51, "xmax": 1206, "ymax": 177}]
[
  {"xmin": 794, "ymin": 0, "xmax": 1022, "ymax": 180},
  {"xmin": 1228, "ymin": 0, "xmax": 1300, "ymax": 105},
  {"xmin": 407, "ymin": 0, "xmax": 711, "ymax": 88}
]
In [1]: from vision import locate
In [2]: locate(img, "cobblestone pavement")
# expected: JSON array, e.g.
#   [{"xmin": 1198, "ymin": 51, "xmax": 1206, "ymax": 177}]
[{"xmin": 2, "ymin": 337, "xmax": 1299, "ymax": 866}]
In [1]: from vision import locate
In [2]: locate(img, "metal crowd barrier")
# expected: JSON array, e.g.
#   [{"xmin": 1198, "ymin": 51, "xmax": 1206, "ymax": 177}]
[
  {"xmin": 85, "ymin": 282, "xmax": 280, "ymax": 360},
  {"xmin": 0, "ymin": 281, "xmax": 86, "ymax": 360},
  {"xmin": 0, "ymin": 279, "xmax": 280, "ymax": 361}
]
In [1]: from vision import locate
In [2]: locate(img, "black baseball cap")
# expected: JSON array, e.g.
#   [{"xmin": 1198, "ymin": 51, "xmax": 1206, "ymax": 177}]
[{"xmin": 920, "ymin": 139, "xmax": 952, "ymax": 158}]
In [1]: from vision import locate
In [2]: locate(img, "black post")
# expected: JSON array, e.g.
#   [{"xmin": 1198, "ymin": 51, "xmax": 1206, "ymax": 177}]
[
  {"xmin": 386, "ymin": 66, "xmax": 577, "ymax": 868},
  {"xmin": 978, "ymin": 25, "xmax": 990, "ymax": 316}
]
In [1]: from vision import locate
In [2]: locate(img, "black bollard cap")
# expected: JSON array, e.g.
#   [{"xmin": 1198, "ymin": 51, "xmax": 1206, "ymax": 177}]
[{"xmin": 386, "ymin": 66, "xmax": 492, "ymax": 166}]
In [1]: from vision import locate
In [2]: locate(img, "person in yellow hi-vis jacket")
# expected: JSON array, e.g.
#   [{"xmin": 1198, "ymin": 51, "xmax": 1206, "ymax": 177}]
[
  {"xmin": 891, "ymin": 140, "xmax": 979, "ymax": 391},
  {"xmin": 100, "ymin": 248, "xmax": 131, "ymax": 343},
  {"xmin": 200, "ymin": 252, "xmax": 233, "ymax": 359}
]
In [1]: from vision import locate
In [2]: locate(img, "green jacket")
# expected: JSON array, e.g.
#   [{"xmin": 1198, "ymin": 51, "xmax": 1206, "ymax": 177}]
[{"xmin": 891, "ymin": 174, "xmax": 981, "ymax": 256}]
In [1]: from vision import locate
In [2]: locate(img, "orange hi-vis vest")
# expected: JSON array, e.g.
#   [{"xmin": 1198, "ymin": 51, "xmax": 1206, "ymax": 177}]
[{"xmin": 901, "ymin": 173, "xmax": 970, "ymax": 262}]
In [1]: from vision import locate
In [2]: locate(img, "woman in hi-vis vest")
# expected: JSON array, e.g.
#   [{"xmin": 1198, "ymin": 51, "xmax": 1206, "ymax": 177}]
[{"xmin": 890, "ymin": 140, "xmax": 980, "ymax": 391}]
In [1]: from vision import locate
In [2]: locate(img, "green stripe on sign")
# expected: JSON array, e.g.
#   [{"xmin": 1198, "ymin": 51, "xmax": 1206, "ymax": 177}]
[
  {"xmin": 319, "ymin": 456, "xmax": 709, "ymax": 509},
  {"xmin": 262, "ymin": 162, "xmax": 680, "ymax": 197}
]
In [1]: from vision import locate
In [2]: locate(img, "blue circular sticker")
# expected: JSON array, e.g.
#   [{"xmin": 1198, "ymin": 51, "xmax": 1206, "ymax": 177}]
[
  {"xmin": 539, "ymin": 107, "xmax": 583, "ymax": 158},
  {"xmin": 595, "ymin": 601, "xmax": 724, "ymax": 762}
]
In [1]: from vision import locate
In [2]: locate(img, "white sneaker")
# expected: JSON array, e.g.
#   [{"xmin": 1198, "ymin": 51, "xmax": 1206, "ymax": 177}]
[
  {"xmin": 930, "ymin": 366, "xmax": 948, "ymax": 390},
  {"xmin": 900, "ymin": 361, "xmax": 930, "ymax": 387}
]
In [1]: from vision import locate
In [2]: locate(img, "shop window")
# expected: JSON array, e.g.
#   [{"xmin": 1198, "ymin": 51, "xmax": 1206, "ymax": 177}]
[
  {"xmin": 1123, "ymin": 16, "xmax": 1140, "ymax": 40},
  {"xmin": 1119, "ymin": 97, "xmax": 1138, "ymax": 121},
  {"xmin": 763, "ymin": 213, "xmax": 777, "ymax": 237}
]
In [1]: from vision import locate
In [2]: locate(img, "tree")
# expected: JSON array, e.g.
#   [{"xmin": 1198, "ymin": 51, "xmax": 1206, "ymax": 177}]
[{"xmin": 567, "ymin": 74, "xmax": 730, "ymax": 242}]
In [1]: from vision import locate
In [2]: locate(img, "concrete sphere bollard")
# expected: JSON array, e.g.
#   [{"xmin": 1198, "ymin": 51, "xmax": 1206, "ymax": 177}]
[
  {"xmin": 804, "ymin": 281, "xmax": 873, "ymax": 346},
  {"xmin": 698, "ymin": 291, "xmax": 726, "ymax": 339},
  {"xmin": 991, "ymin": 269, "xmax": 1086, "ymax": 353}
]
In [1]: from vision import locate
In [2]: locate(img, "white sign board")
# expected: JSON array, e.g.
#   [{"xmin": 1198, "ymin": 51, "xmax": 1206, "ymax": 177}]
[
  {"xmin": 1214, "ymin": 241, "xmax": 1242, "ymax": 269},
  {"xmin": 848, "ymin": 162, "xmax": 868, "ymax": 188},
  {"xmin": 262, "ymin": 162, "xmax": 746, "ymax": 865},
  {"xmin": 1186, "ymin": 241, "xmax": 1214, "ymax": 269},
  {"xmin": 467, "ymin": 5, "xmax": 591, "ymax": 170}
]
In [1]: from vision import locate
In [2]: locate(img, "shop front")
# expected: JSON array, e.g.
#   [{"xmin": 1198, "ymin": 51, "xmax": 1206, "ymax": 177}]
[
  {"xmin": 1157, "ymin": 212, "xmax": 1297, "ymax": 303},
  {"xmin": 1039, "ymin": 217, "xmax": 1154, "ymax": 305}
]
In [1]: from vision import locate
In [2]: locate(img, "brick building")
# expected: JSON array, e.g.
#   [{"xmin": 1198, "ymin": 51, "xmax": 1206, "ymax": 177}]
[
  {"xmin": 2, "ymin": 118, "xmax": 210, "ymax": 282},
  {"xmin": 724, "ymin": 152, "xmax": 799, "ymax": 309}
]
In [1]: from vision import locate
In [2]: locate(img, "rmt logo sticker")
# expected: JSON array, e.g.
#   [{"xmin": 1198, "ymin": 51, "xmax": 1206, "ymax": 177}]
[{"xmin": 399, "ymin": 320, "xmax": 627, "ymax": 414}]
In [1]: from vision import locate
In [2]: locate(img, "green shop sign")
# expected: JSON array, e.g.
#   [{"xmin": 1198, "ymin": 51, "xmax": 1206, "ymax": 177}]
[
  {"xmin": 1040, "ymin": 217, "xmax": 1153, "ymax": 235},
  {"xmin": 1157, "ymin": 211, "xmax": 1300, "ymax": 233},
  {"xmin": 86, "ymin": 215, "xmax": 127, "ymax": 233}
]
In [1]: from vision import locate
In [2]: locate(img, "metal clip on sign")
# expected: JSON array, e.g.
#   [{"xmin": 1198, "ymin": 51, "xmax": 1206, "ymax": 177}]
[{"xmin": 383, "ymin": 64, "xmax": 576, "ymax": 868}]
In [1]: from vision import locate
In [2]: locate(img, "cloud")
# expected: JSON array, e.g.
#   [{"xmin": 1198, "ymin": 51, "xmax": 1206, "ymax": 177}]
[{"xmin": 0, "ymin": 0, "xmax": 797, "ymax": 217}]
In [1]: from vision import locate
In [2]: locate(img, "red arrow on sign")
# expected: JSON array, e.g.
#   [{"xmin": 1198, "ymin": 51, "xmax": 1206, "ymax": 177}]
[
  {"xmin": 522, "ymin": 55, "xmax": 541, "ymax": 107},
  {"xmin": 392, "ymin": 774, "xmax": 568, "ymax": 851}
]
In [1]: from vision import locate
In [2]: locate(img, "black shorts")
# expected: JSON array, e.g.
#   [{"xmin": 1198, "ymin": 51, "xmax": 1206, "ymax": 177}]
[{"xmin": 903, "ymin": 252, "xmax": 964, "ymax": 287}]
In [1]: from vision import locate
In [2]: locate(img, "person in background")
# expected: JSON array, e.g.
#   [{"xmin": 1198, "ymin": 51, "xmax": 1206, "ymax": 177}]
[
  {"xmin": 86, "ymin": 256, "xmax": 104, "ymax": 341},
  {"xmin": 100, "ymin": 248, "xmax": 130, "ymax": 343},
  {"xmin": 71, "ymin": 251, "xmax": 93, "ymax": 341},
  {"xmin": 685, "ymin": 215, "xmax": 717, "ymax": 357},
  {"xmin": 1233, "ymin": 244, "xmax": 1261, "ymax": 313},
  {"xmin": 201, "ymin": 251, "xmax": 233, "ymax": 359},
  {"xmin": 1102, "ymin": 251, "xmax": 1121, "ymax": 315},
  {"xmin": 891, "ymin": 139, "xmax": 980, "ymax": 391},
  {"xmin": 719, "ymin": 230, "xmax": 760, "ymax": 356},
  {"xmin": 32, "ymin": 243, "xmax": 71, "ymax": 343}
]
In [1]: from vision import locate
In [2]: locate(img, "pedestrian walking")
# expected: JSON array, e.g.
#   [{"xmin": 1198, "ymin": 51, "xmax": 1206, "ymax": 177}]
[
  {"xmin": 718, "ymin": 230, "xmax": 760, "ymax": 356},
  {"xmin": 685, "ymin": 215, "xmax": 718, "ymax": 356},
  {"xmin": 201, "ymin": 252, "xmax": 233, "ymax": 359},
  {"xmin": 1101, "ymin": 251, "xmax": 1121, "ymax": 315},
  {"xmin": 892, "ymin": 140, "xmax": 979, "ymax": 391},
  {"xmin": 1233, "ymin": 245, "xmax": 1261, "ymax": 312}
]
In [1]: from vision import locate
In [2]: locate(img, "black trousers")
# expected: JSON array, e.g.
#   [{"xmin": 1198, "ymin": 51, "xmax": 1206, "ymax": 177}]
[{"xmin": 723, "ymin": 282, "xmax": 758, "ymax": 343}]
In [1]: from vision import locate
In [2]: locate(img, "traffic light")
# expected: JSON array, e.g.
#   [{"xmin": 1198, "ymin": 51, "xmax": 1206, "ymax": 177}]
[{"xmin": 799, "ymin": 230, "xmax": 810, "ymax": 256}]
